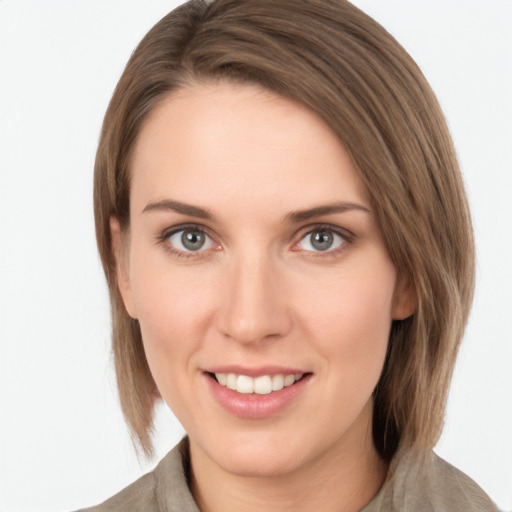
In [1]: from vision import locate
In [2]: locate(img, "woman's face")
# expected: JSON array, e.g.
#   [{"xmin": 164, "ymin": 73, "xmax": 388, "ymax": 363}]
[{"xmin": 114, "ymin": 82, "xmax": 413, "ymax": 477}]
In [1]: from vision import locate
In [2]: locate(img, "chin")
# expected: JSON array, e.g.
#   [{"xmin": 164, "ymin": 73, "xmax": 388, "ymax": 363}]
[
  {"xmin": 219, "ymin": 445, "xmax": 306, "ymax": 478},
  {"xmin": 191, "ymin": 427, "xmax": 322, "ymax": 478}
]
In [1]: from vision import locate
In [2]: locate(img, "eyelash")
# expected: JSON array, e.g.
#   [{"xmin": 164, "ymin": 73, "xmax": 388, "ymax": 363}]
[
  {"xmin": 293, "ymin": 223, "xmax": 354, "ymax": 257},
  {"xmin": 156, "ymin": 224, "xmax": 219, "ymax": 260},
  {"xmin": 156, "ymin": 223, "xmax": 355, "ymax": 259}
]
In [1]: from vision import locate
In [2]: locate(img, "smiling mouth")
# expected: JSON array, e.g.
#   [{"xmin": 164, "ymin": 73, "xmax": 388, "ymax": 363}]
[{"xmin": 208, "ymin": 372, "xmax": 309, "ymax": 395}]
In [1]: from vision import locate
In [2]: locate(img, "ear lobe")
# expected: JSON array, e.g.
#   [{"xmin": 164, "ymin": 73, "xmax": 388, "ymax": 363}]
[
  {"xmin": 392, "ymin": 274, "xmax": 417, "ymax": 320},
  {"xmin": 110, "ymin": 217, "xmax": 138, "ymax": 319}
]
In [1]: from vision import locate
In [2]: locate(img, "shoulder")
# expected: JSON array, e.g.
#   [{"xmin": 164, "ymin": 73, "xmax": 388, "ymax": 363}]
[
  {"xmin": 76, "ymin": 439, "xmax": 198, "ymax": 512},
  {"xmin": 363, "ymin": 450, "xmax": 499, "ymax": 512},
  {"xmin": 77, "ymin": 468, "xmax": 157, "ymax": 512},
  {"xmin": 422, "ymin": 452, "xmax": 499, "ymax": 511}
]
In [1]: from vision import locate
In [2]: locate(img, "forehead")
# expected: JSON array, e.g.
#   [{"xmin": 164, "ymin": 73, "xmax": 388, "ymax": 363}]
[{"xmin": 129, "ymin": 82, "xmax": 370, "ymax": 215}]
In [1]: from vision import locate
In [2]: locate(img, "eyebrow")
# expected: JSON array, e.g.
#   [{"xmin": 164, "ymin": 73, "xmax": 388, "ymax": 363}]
[
  {"xmin": 142, "ymin": 199, "xmax": 213, "ymax": 219},
  {"xmin": 284, "ymin": 202, "xmax": 371, "ymax": 223},
  {"xmin": 142, "ymin": 198, "xmax": 371, "ymax": 223}
]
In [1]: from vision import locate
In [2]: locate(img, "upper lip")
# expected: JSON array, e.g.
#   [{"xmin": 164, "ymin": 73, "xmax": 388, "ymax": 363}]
[{"xmin": 204, "ymin": 365, "xmax": 308, "ymax": 378}]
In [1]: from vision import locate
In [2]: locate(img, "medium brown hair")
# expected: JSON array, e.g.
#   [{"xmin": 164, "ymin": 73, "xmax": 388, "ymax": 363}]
[{"xmin": 94, "ymin": 0, "xmax": 475, "ymax": 458}]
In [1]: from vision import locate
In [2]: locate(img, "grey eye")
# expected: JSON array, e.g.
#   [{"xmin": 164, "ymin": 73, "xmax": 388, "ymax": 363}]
[
  {"xmin": 181, "ymin": 229, "xmax": 205, "ymax": 251},
  {"xmin": 169, "ymin": 228, "xmax": 215, "ymax": 252},
  {"xmin": 299, "ymin": 228, "xmax": 344, "ymax": 252},
  {"xmin": 311, "ymin": 230, "xmax": 333, "ymax": 251}
]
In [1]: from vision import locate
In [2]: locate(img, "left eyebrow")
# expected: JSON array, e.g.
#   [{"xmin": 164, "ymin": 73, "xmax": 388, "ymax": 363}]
[
  {"xmin": 284, "ymin": 202, "xmax": 371, "ymax": 224},
  {"xmin": 142, "ymin": 199, "xmax": 214, "ymax": 219}
]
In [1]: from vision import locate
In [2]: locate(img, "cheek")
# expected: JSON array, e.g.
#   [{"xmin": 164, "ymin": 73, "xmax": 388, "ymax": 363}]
[
  {"xmin": 297, "ymin": 259, "xmax": 396, "ymax": 379},
  {"xmin": 127, "ymin": 246, "xmax": 216, "ymax": 394},
  {"xmin": 297, "ymin": 266, "xmax": 395, "ymax": 432},
  {"xmin": 130, "ymin": 237, "xmax": 215, "ymax": 334}
]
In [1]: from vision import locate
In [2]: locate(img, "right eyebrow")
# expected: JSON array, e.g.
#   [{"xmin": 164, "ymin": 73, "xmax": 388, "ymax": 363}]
[
  {"xmin": 142, "ymin": 199, "xmax": 214, "ymax": 220},
  {"xmin": 284, "ymin": 201, "xmax": 371, "ymax": 224}
]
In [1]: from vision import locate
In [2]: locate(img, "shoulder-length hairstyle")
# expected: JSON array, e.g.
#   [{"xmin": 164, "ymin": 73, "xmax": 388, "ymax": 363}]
[{"xmin": 94, "ymin": 0, "xmax": 474, "ymax": 459}]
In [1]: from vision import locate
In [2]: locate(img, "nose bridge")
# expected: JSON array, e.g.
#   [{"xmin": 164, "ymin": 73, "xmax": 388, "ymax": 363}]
[{"xmin": 217, "ymin": 247, "xmax": 290, "ymax": 344}]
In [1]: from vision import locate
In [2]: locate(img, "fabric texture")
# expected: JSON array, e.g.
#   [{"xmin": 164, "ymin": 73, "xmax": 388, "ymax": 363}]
[{"xmin": 78, "ymin": 438, "xmax": 499, "ymax": 512}]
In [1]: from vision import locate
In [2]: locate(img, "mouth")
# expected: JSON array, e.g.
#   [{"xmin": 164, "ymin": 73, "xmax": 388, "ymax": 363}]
[
  {"xmin": 207, "ymin": 372, "xmax": 310, "ymax": 395},
  {"xmin": 204, "ymin": 368, "xmax": 312, "ymax": 419}
]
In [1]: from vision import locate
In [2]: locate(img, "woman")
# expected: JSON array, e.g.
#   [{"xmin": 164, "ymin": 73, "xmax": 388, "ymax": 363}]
[{"xmin": 82, "ymin": 0, "xmax": 498, "ymax": 510}]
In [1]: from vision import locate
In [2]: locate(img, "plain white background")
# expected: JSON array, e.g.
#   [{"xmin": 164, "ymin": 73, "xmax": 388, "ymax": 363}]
[{"xmin": 0, "ymin": 1, "xmax": 510, "ymax": 510}]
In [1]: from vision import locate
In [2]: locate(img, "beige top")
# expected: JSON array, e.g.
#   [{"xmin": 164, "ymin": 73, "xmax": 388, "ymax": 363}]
[{"xmin": 79, "ymin": 438, "xmax": 499, "ymax": 512}]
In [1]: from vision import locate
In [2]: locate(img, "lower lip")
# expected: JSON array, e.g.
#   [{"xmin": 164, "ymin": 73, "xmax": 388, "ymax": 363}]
[{"xmin": 205, "ymin": 374, "xmax": 312, "ymax": 419}]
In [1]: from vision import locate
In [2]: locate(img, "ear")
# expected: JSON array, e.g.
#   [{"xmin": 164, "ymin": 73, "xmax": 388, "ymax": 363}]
[
  {"xmin": 392, "ymin": 273, "xmax": 417, "ymax": 320},
  {"xmin": 110, "ymin": 217, "xmax": 138, "ymax": 319}
]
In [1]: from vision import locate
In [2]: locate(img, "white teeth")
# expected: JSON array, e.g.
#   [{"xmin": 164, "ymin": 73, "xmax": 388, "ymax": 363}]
[
  {"xmin": 226, "ymin": 373, "xmax": 237, "ymax": 390},
  {"xmin": 254, "ymin": 375, "xmax": 272, "ymax": 394},
  {"xmin": 237, "ymin": 375, "xmax": 254, "ymax": 394},
  {"xmin": 272, "ymin": 374, "xmax": 284, "ymax": 391},
  {"xmin": 284, "ymin": 374, "xmax": 295, "ymax": 387},
  {"xmin": 216, "ymin": 373, "xmax": 227, "ymax": 386},
  {"xmin": 214, "ymin": 372, "xmax": 304, "ymax": 394}
]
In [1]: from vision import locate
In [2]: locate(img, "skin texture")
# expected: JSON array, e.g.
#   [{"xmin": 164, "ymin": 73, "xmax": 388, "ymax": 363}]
[{"xmin": 112, "ymin": 82, "xmax": 415, "ymax": 512}]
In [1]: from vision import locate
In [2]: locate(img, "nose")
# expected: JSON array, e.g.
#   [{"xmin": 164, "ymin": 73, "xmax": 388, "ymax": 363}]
[{"xmin": 215, "ymin": 252, "xmax": 292, "ymax": 345}]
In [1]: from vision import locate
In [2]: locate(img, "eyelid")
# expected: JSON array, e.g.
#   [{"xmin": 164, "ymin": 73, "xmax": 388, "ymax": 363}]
[
  {"xmin": 156, "ymin": 223, "xmax": 220, "ymax": 257},
  {"xmin": 291, "ymin": 223, "xmax": 355, "ymax": 253},
  {"xmin": 158, "ymin": 222, "xmax": 204, "ymax": 239},
  {"xmin": 156, "ymin": 222, "xmax": 354, "ymax": 257},
  {"xmin": 295, "ymin": 223, "xmax": 354, "ymax": 241}
]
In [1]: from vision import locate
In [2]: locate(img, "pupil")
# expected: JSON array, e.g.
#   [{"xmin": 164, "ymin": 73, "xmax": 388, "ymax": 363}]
[
  {"xmin": 181, "ymin": 230, "xmax": 205, "ymax": 251},
  {"xmin": 311, "ymin": 230, "xmax": 333, "ymax": 251}
]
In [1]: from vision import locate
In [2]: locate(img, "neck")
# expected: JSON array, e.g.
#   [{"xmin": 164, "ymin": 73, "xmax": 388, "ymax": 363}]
[{"xmin": 189, "ymin": 412, "xmax": 388, "ymax": 512}]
